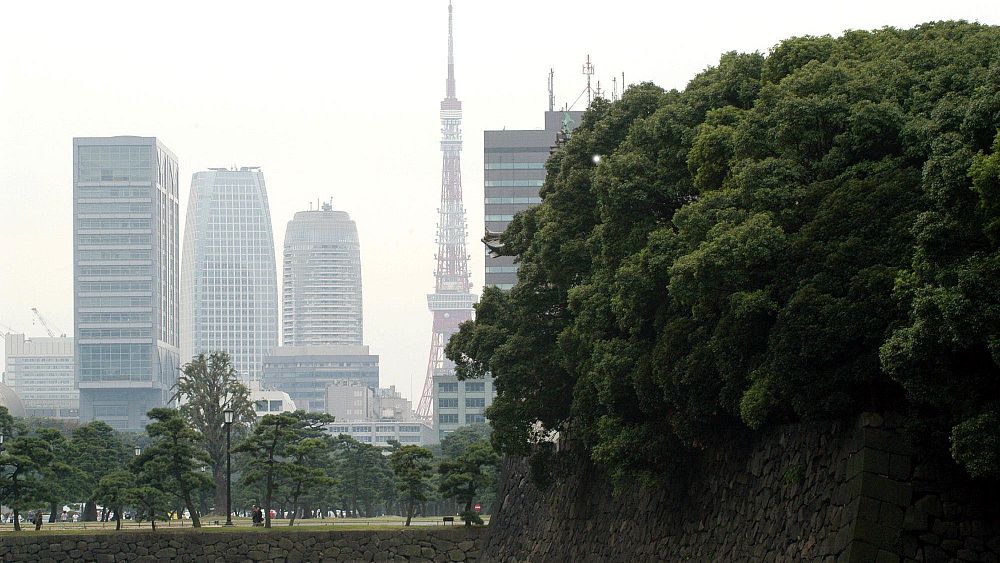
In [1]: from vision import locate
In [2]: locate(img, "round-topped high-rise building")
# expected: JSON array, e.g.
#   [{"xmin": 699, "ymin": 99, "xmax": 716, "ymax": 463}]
[
  {"xmin": 281, "ymin": 202, "xmax": 363, "ymax": 347},
  {"xmin": 180, "ymin": 167, "xmax": 278, "ymax": 381}
]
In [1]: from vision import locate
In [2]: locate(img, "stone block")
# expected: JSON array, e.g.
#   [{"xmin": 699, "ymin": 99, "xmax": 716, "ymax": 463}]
[
  {"xmin": 863, "ymin": 449, "xmax": 891, "ymax": 476},
  {"xmin": 860, "ymin": 475, "xmax": 912, "ymax": 507},
  {"xmin": 875, "ymin": 550, "xmax": 900, "ymax": 563}
]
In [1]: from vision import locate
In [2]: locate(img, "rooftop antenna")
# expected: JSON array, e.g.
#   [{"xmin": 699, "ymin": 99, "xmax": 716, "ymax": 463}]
[
  {"xmin": 611, "ymin": 75, "xmax": 618, "ymax": 101},
  {"xmin": 309, "ymin": 201, "xmax": 313, "ymax": 211},
  {"xmin": 582, "ymin": 54, "xmax": 595, "ymax": 107},
  {"xmin": 548, "ymin": 68, "xmax": 555, "ymax": 112},
  {"xmin": 594, "ymin": 80, "xmax": 604, "ymax": 100}
]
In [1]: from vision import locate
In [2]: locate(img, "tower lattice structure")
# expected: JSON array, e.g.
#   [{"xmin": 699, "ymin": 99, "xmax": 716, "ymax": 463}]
[{"xmin": 417, "ymin": 1, "xmax": 475, "ymax": 419}]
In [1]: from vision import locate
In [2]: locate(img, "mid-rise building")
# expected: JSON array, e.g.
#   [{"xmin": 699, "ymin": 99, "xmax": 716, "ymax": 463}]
[
  {"xmin": 432, "ymin": 374, "xmax": 495, "ymax": 441},
  {"xmin": 484, "ymin": 111, "xmax": 584, "ymax": 289},
  {"xmin": 247, "ymin": 380, "xmax": 296, "ymax": 419},
  {"xmin": 3, "ymin": 334, "xmax": 77, "ymax": 419},
  {"xmin": 73, "ymin": 136, "xmax": 180, "ymax": 431},
  {"xmin": 180, "ymin": 167, "xmax": 278, "ymax": 380},
  {"xmin": 327, "ymin": 420, "xmax": 435, "ymax": 447},
  {"xmin": 325, "ymin": 380, "xmax": 375, "ymax": 421},
  {"xmin": 282, "ymin": 203, "xmax": 363, "ymax": 347},
  {"xmin": 262, "ymin": 345, "xmax": 378, "ymax": 413},
  {"xmin": 375, "ymin": 386, "xmax": 414, "ymax": 421}
]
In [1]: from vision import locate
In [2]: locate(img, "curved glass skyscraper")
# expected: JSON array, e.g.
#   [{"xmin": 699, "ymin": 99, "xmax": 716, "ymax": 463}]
[
  {"xmin": 282, "ymin": 203, "xmax": 363, "ymax": 346},
  {"xmin": 180, "ymin": 167, "xmax": 278, "ymax": 381}
]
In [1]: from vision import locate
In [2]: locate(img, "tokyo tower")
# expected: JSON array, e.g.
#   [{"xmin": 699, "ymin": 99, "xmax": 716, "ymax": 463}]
[{"xmin": 416, "ymin": 1, "xmax": 475, "ymax": 419}]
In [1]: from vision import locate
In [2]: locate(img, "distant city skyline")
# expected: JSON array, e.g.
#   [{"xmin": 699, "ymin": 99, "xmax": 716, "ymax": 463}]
[{"xmin": 2, "ymin": 1, "xmax": 997, "ymax": 402}]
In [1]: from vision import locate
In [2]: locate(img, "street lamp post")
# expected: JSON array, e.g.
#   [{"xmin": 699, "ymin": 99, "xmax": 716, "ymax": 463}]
[
  {"xmin": 223, "ymin": 409, "xmax": 234, "ymax": 526},
  {"xmin": 134, "ymin": 446, "xmax": 141, "ymax": 457}
]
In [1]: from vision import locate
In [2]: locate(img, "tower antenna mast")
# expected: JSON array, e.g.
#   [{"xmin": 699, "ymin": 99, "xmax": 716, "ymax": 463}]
[
  {"xmin": 548, "ymin": 68, "xmax": 555, "ymax": 112},
  {"xmin": 582, "ymin": 54, "xmax": 595, "ymax": 106},
  {"xmin": 417, "ymin": 0, "xmax": 475, "ymax": 420}
]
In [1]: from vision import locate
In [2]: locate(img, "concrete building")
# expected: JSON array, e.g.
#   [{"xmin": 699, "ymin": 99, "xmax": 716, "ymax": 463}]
[
  {"xmin": 432, "ymin": 374, "xmax": 495, "ymax": 441},
  {"xmin": 73, "ymin": 136, "xmax": 180, "ymax": 431},
  {"xmin": 483, "ymin": 111, "xmax": 584, "ymax": 289},
  {"xmin": 262, "ymin": 345, "xmax": 378, "ymax": 413},
  {"xmin": 180, "ymin": 167, "xmax": 278, "ymax": 380},
  {"xmin": 327, "ymin": 420, "xmax": 436, "ymax": 447},
  {"xmin": 247, "ymin": 380, "xmax": 296, "ymax": 419},
  {"xmin": 325, "ymin": 380, "xmax": 375, "ymax": 421},
  {"xmin": 3, "ymin": 334, "xmax": 77, "ymax": 419},
  {"xmin": 375, "ymin": 386, "xmax": 414, "ymax": 421},
  {"xmin": 282, "ymin": 203, "xmax": 363, "ymax": 347}
]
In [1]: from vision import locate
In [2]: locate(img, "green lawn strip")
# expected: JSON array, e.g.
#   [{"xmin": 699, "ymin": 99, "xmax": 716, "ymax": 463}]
[{"xmin": 0, "ymin": 524, "xmax": 469, "ymax": 537}]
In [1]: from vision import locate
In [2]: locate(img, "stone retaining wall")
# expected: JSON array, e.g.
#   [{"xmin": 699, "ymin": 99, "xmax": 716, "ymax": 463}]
[
  {"xmin": 482, "ymin": 413, "xmax": 1000, "ymax": 562},
  {"xmin": 0, "ymin": 527, "xmax": 485, "ymax": 563}
]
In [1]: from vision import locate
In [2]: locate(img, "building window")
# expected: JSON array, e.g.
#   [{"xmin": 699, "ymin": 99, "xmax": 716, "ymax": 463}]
[
  {"xmin": 352, "ymin": 426, "xmax": 372, "ymax": 433},
  {"xmin": 94, "ymin": 405, "xmax": 127, "ymax": 417},
  {"xmin": 465, "ymin": 414, "xmax": 485, "ymax": 424},
  {"xmin": 484, "ymin": 162, "xmax": 546, "ymax": 170},
  {"xmin": 465, "ymin": 398, "xmax": 485, "ymax": 408},
  {"xmin": 255, "ymin": 401, "xmax": 267, "ymax": 412},
  {"xmin": 269, "ymin": 400, "xmax": 283, "ymax": 412},
  {"xmin": 485, "ymin": 266, "xmax": 519, "ymax": 274},
  {"xmin": 399, "ymin": 425, "xmax": 421, "ymax": 433},
  {"xmin": 438, "ymin": 382, "xmax": 458, "ymax": 393},
  {"xmin": 484, "ymin": 180, "xmax": 544, "ymax": 187},
  {"xmin": 465, "ymin": 382, "xmax": 485, "ymax": 392},
  {"xmin": 438, "ymin": 414, "xmax": 459, "ymax": 424},
  {"xmin": 439, "ymin": 398, "xmax": 458, "ymax": 408}
]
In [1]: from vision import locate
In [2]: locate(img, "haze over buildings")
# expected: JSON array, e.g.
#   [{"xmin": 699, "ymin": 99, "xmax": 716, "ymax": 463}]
[
  {"xmin": 180, "ymin": 166, "xmax": 278, "ymax": 380},
  {"xmin": 282, "ymin": 204, "xmax": 364, "ymax": 347},
  {"xmin": 73, "ymin": 136, "xmax": 180, "ymax": 432},
  {"xmin": 3, "ymin": 334, "xmax": 77, "ymax": 419},
  {"xmin": 2, "ymin": 0, "xmax": 996, "ymax": 410}
]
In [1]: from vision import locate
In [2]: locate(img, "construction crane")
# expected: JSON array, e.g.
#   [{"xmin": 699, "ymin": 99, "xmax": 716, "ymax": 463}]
[
  {"xmin": 0, "ymin": 321, "xmax": 20, "ymax": 344},
  {"xmin": 31, "ymin": 308, "xmax": 65, "ymax": 338}
]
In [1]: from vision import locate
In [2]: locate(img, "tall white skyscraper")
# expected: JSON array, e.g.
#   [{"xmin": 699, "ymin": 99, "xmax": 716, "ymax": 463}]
[
  {"xmin": 180, "ymin": 167, "xmax": 278, "ymax": 380},
  {"xmin": 73, "ymin": 136, "xmax": 179, "ymax": 432},
  {"xmin": 281, "ymin": 203, "xmax": 363, "ymax": 347}
]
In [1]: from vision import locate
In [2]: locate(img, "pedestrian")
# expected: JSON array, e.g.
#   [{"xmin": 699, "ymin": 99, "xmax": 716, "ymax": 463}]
[
  {"xmin": 33, "ymin": 511, "xmax": 42, "ymax": 531},
  {"xmin": 251, "ymin": 505, "xmax": 263, "ymax": 527}
]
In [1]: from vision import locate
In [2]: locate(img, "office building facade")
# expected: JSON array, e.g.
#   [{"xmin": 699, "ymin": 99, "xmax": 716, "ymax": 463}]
[
  {"xmin": 325, "ymin": 380, "xmax": 376, "ymax": 421},
  {"xmin": 327, "ymin": 420, "xmax": 435, "ymax": 447},
  {"xmin": 262, "ymin": 344, "xmax": 378, "ymax": 413},
  {"xmin": 432, "ymin": 373, "xmax": 495, "ymax": 441},
  {"xmin": 73, "ymin": 136, "xmax": 180, "ymax": 431},
  {"xmin": 282, "ymin": 204, "xmax": 363, "ymax": 347},
  {"xmin": 180, "ymin": 167, "xmax": 278, "ymax": 380},
  {"xmin": 484, "ymin": 111, "xmax": 583, "ymax": 289},
  {"xmin": 4, "ymin": 334, "xmax": 77, "ymax": 419}
]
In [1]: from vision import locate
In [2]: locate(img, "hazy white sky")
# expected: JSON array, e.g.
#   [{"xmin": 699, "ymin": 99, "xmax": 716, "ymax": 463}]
[{"xmin": 1, "ymin": 0, "xmax": 997, "ymax": 401}]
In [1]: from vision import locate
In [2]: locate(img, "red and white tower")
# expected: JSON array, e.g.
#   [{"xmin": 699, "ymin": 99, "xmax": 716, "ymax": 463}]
[{"xmin": 416, "ymin": 1, "xmax": 475, "ymax": 419}]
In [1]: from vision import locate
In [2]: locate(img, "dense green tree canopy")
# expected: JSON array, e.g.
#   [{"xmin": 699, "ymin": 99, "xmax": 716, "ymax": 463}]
[{"xmin": 447, "ymin": 21, "xmax": 1000, "ymax": 482}]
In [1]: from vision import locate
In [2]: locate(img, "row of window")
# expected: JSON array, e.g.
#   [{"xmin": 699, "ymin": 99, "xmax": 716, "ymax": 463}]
[
  {"xmin": 78, "ymin": 265, "xmax": 151, "ymax": 277},
  {"xmin": 485, "ymin": 266, "xmax": 518, "ymax": 274},
  {"xmin": 78, "ymin": 328, "xmax": 152, "ymax": 339},
  {"xmin": 78, "ymin": 312, "xmax": 152, "ymax": 324},
  {"xmin": 77, "ymin": 203, "xmax": 152, "ymax": 214},
  {"xmin": 77, "ymin": 187, "xmax": 150, "ymax": 199},
  {"xmin": 78, "ymin": 234, "xmax": 152, "ymax": 246},
  {"xmin": 484, "ymin": 197, "xmax": 542, "ymax": 205},
  {"xmin": 77, "ymin": 250, "xmax": 150, "ymax": 261},
  {"xmin": 485, "ymin": 215, "xmax": 515, "ymax": 222},
  {"xmin": 78, "ymin": 296, "xmax": 151, "ymax": 308},
  {"xmin": 438, "ymin": 381, "xmax": 486, "ymax": 392},
  {"xmin": 438, "ymin": 398, "xmax": 487, "ymax": 408},
  {"xmin": 438, "ymin": 414, "xmax": 486, "ymax": 424},
  {"xmin": 79, "ymin": 281, "xmax": 152, "ymax": 293},
  {"xmin": 484, "ymin": 162, "xmax": 545, "ymax": 170},
  {"xmin": 484, "ymin": 180, "xmax": 544, "ymax": 187}
]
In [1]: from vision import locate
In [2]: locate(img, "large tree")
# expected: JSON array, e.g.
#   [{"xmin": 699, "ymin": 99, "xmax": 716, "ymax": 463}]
[
  {"xmin": 134, "ymin": 408, "xmax": 212, "ymax": 527},
  {"xmin": 438, "ymin": 440, "xmax": 499, "ymax": 527},
  {"xmin": 332, "ymin": 435, "xmax": 393, "ymax": 518},
  {"xmin": 446, "ymin": 22, "xmax": 1000, "ymax": 484},
  {"xmin": 390, "ymin": 445, "xmax": 434, "ymax": 526},
  {"xmin": 236, "ymin": 411, "xmax": 334, "ymax": 528},
  {"xmin": 69, "ymin": 420, "xmax": 128, "ymax": 521},
  {"xmin": 93, "ymin": 470, "xmax": 135, "ymax": 530},
  {"xmin": 173, "ymin": 352, "xmax": 255, "ymax": 515}
]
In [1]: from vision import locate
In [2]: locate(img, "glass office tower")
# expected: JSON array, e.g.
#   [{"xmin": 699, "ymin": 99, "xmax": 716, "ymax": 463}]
[
  {"xmin": 180, "ymin": 167, "xmax": 278, "ymax": 381},
  {"xmin": 282, "ymin": 203, "xmax": 363, "ymax": 347},
  {"xmin": 73, "ymin": 136, "xmax": 180, "ymax": 431}
]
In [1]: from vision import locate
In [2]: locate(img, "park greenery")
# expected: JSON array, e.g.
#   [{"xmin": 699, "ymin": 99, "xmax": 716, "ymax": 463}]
[
  {"xmin": 446, "ymin": 21, "xmax": 1000, "ymax": 484},
  {"xmin": 0, "ymin": 357, "xmax": 500, "ymax": 532}
]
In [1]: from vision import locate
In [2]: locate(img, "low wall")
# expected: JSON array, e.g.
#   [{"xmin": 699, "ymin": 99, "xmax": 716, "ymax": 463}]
[
  {"xmin": 482, "ymin": 413, "xmax": 1000, "ymax": 562},
  {"xmin": 0, "ymin": 527, "xmax": 485, "ymax": 563}
]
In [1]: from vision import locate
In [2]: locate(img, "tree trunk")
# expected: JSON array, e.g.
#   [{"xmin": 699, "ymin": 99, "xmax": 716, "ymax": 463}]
[
  {"xmin": 213, "ymin": 461, "xmax": 226, "ymax": 516},
  {"xmin": 83, "ymin": 499, "xmax": 98, "ymax": 521},
  {"xmin": 464, "ymin": 497, "xmax": 473, "ymax": 527},
  {"xmin": 405, "ymin": 497, "xmax": 413, "ymax": 526},
  {"xmin": 115, "ymin": 506, "xmax": 122, "ymax": 531},
  {"xmin": 12, "ymin": 508, "xmax": 20, "ymax": 531},
  {"xmin": 182, "ymin": 492, "xmax": 201, "ymax": 528},
  {"xmin": 48, "ymin": 500, "xmax": 58, "ymax": 523}
]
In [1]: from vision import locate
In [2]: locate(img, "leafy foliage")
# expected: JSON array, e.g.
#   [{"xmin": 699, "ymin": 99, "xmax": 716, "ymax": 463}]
[
  {"xmin": 446, "ymin": 22, "xmax": 1000, "ymax": 482},
  {"xmin": 173, "ymin": 352, "xmax": 255, "ymax": 515},
  {"xmin": 438, "ymin": 440, "xmax": 499, "ymax": 526},
  {"xmin": 390, "ymin": 445, "xmax": 434, "ymax": 526}
]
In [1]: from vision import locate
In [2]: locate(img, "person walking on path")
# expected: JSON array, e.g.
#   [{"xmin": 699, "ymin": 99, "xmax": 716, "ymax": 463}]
[{"xmin": 251, "ymin": 506, "xmax": 263, "ymax": 527}]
